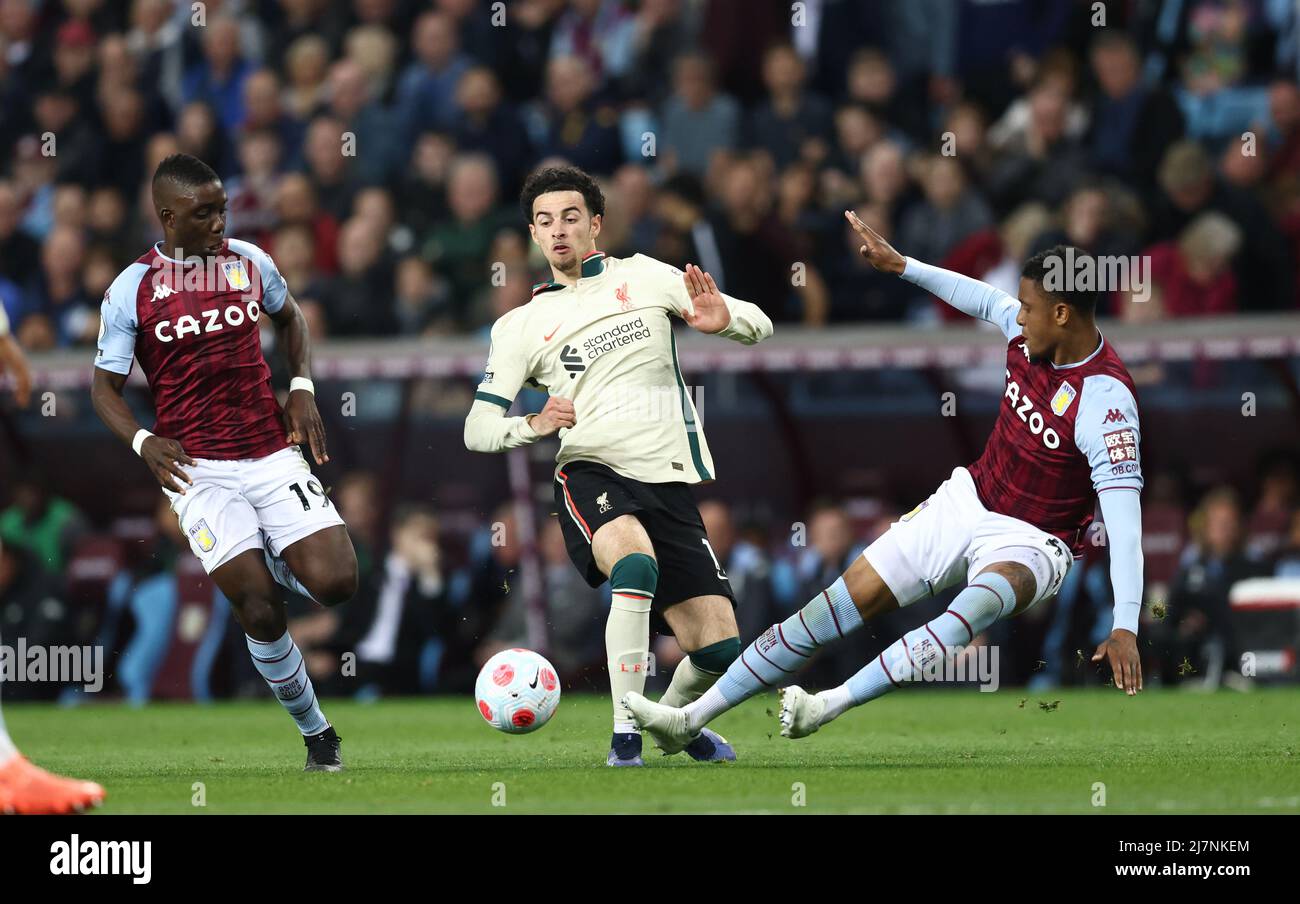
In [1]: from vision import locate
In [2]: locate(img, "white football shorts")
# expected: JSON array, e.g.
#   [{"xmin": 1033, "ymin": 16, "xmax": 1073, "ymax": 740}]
[
  {"xmin": 163, "ymin": 446, "xmax": 345, "ymax": 573},
  {"xmin": 864, "ymin": 466, "xmax": 1073, "ymax": 610}
]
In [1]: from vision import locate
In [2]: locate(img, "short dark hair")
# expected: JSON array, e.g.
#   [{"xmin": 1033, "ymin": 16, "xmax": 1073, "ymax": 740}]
[
  {"xmin": 1021, "ymin": 244, "xmax": 1099, "ymax": 316},
  {"xmin": 152, "ymin": 153, "xmax": 220, "ymax": 202},
  {"xmin": 519, "ymin": 165, "xmax": 605, "ymax": 221}
]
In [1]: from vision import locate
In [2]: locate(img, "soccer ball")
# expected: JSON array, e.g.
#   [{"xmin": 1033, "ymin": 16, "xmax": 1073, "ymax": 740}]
[{"xmin": 475, "ymin": 648, "xmax": 561, "ymax": 734}]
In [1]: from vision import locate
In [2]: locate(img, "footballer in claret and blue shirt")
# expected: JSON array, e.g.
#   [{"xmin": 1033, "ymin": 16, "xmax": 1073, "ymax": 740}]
[
  {"xmin": 626, "ymin": 214, "xmax": 1147, "ymax": 752},
  {"xmin": 90, "ymin": 154, "xmax": 357, "ymax": 773}
]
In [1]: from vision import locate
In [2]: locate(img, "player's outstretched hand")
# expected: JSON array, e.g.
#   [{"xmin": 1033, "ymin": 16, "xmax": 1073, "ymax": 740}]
[
  {"xmin": 528, "ymin": 396, "xmax": 576, "ymax": 437},
  {"xmin": 1091, "ymin": 629, "xmax": 1143, "ymax": 696},
  {"xmin": 285, "ymin": 388, "xmax": 329, "ymax": 465},
  {"xmin": 844, "ymin": 209, "xmax": 906, "ymax": 275},
  {"xmin": 141, "ymin": 435, "xmax": 195, "ymax": 494},
  {"xmin": 681, "ymin": 263, "xmax": 732, "ymax": 334}
]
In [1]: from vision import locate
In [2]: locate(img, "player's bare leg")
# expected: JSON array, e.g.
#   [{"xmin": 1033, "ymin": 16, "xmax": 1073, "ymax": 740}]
[
  {"xmin": 0, "ymin": 630, "xmax": 105, "ymax": 814},
  {"xmin": 783, "ymin": 561, "xmax": 1037, "ymax": 738},
  {"xmin": 650, "ymin": 595, "xmax": 740, "ymax": 761},
  {"xmin": 211, "ymin": 549, "xmax": 344, "ymax": 771},
  {"xmin": 279, "ymin": 524, "xmax": 358, "ymax": 607},
  {"xmin": 590, "ymin": 514, "xmax": 658, "ymax": 766}
]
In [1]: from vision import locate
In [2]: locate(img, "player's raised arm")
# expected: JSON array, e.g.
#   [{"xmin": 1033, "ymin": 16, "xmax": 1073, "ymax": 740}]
[
  {"xmin": 844, "ymin": 209, "xmax": 1021, "ymax": 339},
  {"xmin": 464, "ymin": 315, "xmax": 572, "ymax": 452},
  {"xmin": 1076, "ymin": 376, "xmax": 1145, "ymax": 696},
  {"xmin": 676, "ymin": 263, "xmax": 773, "ymax": 344}
]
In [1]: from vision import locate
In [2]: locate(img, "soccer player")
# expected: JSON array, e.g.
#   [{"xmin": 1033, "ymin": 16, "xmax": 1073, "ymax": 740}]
[
  {"xmin": 91, "ymin": 154, "xmax": 358, "ymax": 771},
  {"xmin": 465, "ymin": 166, "xmax": 774, "ymax": 765},
  {"xmin": 626, "ymin": 211, "xmax": 1145, "ymax": 748},
  {"xmin": 0, "ymin": 304, "xmax": 105, "ymax": 814}
]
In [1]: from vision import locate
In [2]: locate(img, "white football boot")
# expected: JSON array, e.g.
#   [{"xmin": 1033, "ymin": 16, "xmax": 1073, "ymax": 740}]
[
  {"xmin": 778, "ymin": 685, "xmax": 826, "ymax": 739},
  {"xmin": 622, "ymin": 692, "xmax": 693, "ymax": 755}
]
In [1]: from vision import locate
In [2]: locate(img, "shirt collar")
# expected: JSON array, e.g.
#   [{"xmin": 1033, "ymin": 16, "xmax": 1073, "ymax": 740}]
[
  {"xmin": 529, "ymin": 251, "xmax": 608, "ymax": 298},
  {"xmin": 1050, "ymin": 332, "xmax": 1105, "ymax": 370},
  {"xmin": 152, "ymin": 241, "xmax": 221, "ymax": 266},
  {"xmin": 580, "ymin": 249, "xmax": 607, "ymax": 278}
]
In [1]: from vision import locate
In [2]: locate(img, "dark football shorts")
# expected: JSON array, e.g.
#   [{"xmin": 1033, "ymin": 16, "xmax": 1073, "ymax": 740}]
[{"xmin": 553, "ymin": 460, "xmax": 736, "ymax": 634}]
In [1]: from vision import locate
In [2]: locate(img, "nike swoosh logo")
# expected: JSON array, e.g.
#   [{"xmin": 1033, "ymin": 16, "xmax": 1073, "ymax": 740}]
[
  {"xmin": 529, "ymin": 670, "xmax": 539, "ymax": 689},
  {"xmin": 544, "ymin": 323, "xmax": 562, "ymax": 341}
]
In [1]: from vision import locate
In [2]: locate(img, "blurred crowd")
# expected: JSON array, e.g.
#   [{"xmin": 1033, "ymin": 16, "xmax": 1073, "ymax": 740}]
[
  {"xmin": 4, "ymin": 451, "xmax": 1299, "ymax": 699},
  {"xmin": 3, "ymin": 0, "xmax": 1300, "ymax": 350}
]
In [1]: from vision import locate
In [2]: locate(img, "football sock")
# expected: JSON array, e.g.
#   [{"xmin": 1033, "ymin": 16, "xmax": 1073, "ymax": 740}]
[
  {"xmin": 660, "ymin": 638, "xmax": 739, "ymax": 708},
  {"xmin": 0, "ymin": 631, "xmax": 15, "ymax": 765},
  {"xmin": 684, "ymin": 577, "xmax": 862, "ymax": 732},
  {"xmin": 607, "ymin": 553, "xmax": 657, "ymax": 734},
  {"xmin": 820, "ymin": 573, "xmax": 1017, "ymax": 723},
  {"xmin": 246, "ymin": 632, "xmax": 328, "ymax": 736}
]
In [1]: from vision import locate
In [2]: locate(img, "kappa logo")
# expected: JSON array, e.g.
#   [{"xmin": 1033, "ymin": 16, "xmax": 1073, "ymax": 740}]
[
  {"xmin": 151, "ymin": 283, "xmax": 176, "ymax": 303},
  {"xmin": 615, "ymin": 282, "xmax": 632, "ymax": 311},
  {"xmin": 596, "ymin": 492, "xmax": 612, "ymax": 513},
  {"xmin": 560, "ymin": 345, "xmax": 585, "ymax": 378},
  {"xmin": 1102, "ymin": 408, "xmax": 1127, "ymax": 424}
]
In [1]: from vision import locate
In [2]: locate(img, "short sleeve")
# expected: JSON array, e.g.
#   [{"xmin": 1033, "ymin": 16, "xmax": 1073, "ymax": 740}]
[
  {"xmin": 475, "ymin": 313, "xmax": 531, "ymax": 409},
  {"xmin": 228, "ymin": 238, "xmax": 288, "ymax": 313},
  {"xmin": 1075, "ymin": 374, "xmax": 1143, "ymax": 493},
  {"xmin": 94, "ymin": 264, "xmax": 147, "ymax": 375}
]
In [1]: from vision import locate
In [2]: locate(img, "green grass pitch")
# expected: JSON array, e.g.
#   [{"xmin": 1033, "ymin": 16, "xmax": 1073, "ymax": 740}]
[{"xmin": 6, "ymin": 688, "xmax": 1298, "ymax": 813}]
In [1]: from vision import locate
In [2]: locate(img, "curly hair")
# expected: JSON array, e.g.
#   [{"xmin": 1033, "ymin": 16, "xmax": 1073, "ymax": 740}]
[
  {"xmin": 1021, "ymin": 244, "xmax": 1099, "ymax": 316},
  {"xmin": 519, "ymin": 165, "xmax": 605, "ymax": 221}
]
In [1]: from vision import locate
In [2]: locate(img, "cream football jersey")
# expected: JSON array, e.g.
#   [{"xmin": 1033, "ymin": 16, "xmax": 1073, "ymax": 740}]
[{"xmin": 466, "ymin": 251, "xmax": 773, "ymax": 484}]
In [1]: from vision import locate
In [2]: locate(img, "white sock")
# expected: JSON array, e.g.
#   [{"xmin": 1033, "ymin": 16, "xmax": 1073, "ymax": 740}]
[
  {"xmin": 660, "ymin": 656, "xmax": 720, "ymax": 709},
  {"xmin": 819, "ymin": 573, "xmax": 1017, "ymax": 724},
  {"xmin": 684, "ymin": 577, "xmax": 862, "ymax": 732},
  {"xmin": 247, "ymin": 632, "xmax": 328, "ymax": 735},
  {"xmin": 606, "ymin": 594, "xmax": 652, "ymax": 734}
]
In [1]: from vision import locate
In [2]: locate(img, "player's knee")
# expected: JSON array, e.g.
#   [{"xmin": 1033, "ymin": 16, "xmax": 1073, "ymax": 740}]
[
  {"xmin": 231, "ymin": 593, "xmax": 285, "ymax": 638},
  {"xmin": 960, "ymin": 570, "xmax": 1020, "ymax": 622},
  {"xmin": 688, "ymin": 636, "xmax": 739, "ymax": 674},
  {"xmin": 311, "ymin": 566, "xmax": 357, "ymax": 608},
  {"xmin": 980, "ymin": 554, "xmax": 1054, "ymax": 614}
]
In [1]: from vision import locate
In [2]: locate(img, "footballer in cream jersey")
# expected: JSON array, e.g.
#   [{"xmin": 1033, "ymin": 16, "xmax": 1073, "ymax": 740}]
[
  {"xmin": 466, "ymin": 249, "xmax": 771, "ymax": 483},
  {"xmin": 465, "ymin": 166, "xmax": 772, "ymax": 767}
]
